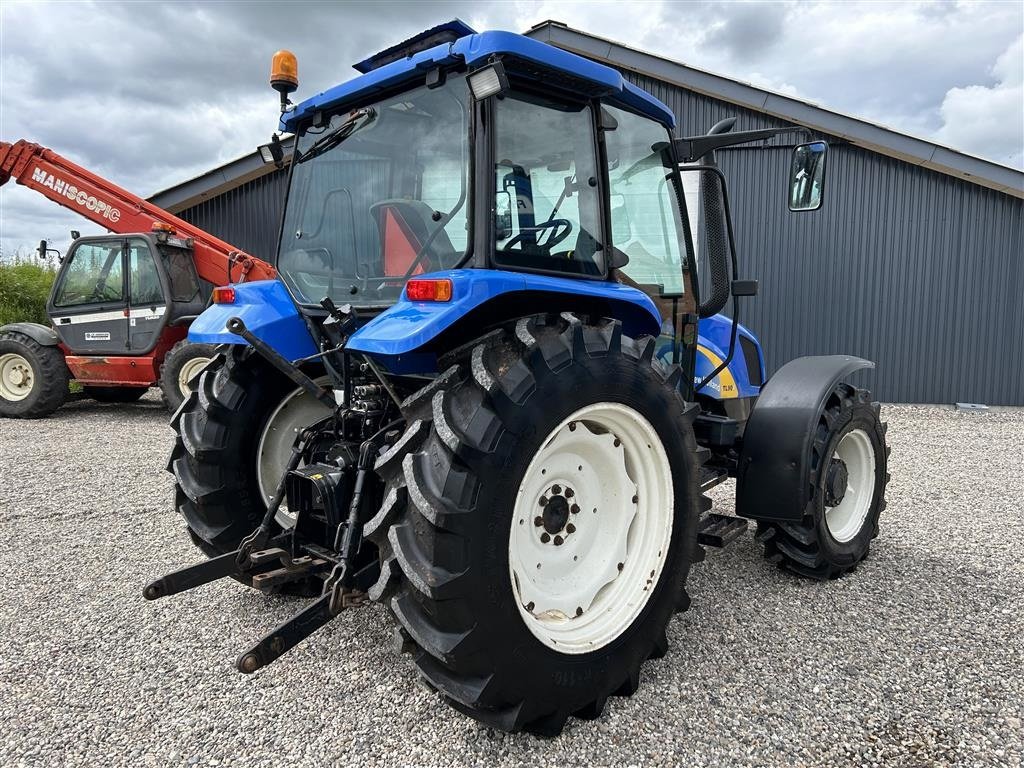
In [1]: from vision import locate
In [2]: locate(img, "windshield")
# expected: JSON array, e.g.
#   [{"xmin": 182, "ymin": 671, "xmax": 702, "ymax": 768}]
[{"xmin": 278, "ymin": 76, "xmax": 470, "ymax": 307}]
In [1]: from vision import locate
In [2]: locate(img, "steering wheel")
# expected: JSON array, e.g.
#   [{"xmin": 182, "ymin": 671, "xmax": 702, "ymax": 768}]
[
  {"xmin": 89, "ymin": 282, "xmax": 121, "ymax": 303},
  {"xmin": 502, "ymin": 218, "xmax": 573, "ymax": 252}
]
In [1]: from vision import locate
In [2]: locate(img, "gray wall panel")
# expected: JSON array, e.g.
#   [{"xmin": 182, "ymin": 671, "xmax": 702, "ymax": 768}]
[
  {"xmin": 178, "ymin": 172, "xmax": 289, "ymax": 263},
  {"xmin": 628, "ymin": 72, "xmax": 1024, "ymax": 406}
]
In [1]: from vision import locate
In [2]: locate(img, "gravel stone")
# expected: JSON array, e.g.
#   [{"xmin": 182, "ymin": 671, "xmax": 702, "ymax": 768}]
[{"xmin": 0, "ymin": 396, "xmax": 1021, "ymax": 767}]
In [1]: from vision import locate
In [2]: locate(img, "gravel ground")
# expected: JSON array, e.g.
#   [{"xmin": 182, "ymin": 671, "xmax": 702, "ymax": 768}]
[{"xmin": 0, "ymin": 395, "xmax": 1021, "ymax": 767}]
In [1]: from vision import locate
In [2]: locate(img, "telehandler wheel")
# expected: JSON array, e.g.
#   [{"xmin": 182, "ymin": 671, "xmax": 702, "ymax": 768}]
[
  {"xmin": 84, "ymin": 385, "xmax": 149, "ymax": 403},
  {"xmin": 159, "ymin": 340, "xmax": 217, "ymax": 412},
  {"xmin": 366, "ymin": 313, "xmax": 708, "ymax": 736},
  {"xmin": 0, "ymin": 330, "xmax": 69, "ymax": 419},
  {"xmin": 753, "ymin": 384, "xmax": 890, "ymax": 580}
]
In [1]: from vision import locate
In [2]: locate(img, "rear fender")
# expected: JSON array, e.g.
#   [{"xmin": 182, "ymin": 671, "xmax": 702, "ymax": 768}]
[
  {"xmin": 736, "ymin": 355, "xmax": 874, "ymax": 522},
  {"xmin": 345, "ymin": 269, "xmax": 661, "ymax": 371},
  {"xmin": 187, "ymin": 280, "xmax": 317, "ymax": 361},
  {"xmin": 0, "ymin": 322, "xmax": 59, "ymax": 346}
]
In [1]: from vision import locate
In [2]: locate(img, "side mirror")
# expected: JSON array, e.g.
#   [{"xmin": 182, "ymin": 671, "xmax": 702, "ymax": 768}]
[
  {"xmin": 495, "ymin": 190, "xmax": 513, "ymax": 240},
  {"xmin": 789, "ymin": 141, "xmax": 827, "ymax": 212},
  {"xmin": 37, "ymin": 240, "xmax": 48, "ymax": 259}
]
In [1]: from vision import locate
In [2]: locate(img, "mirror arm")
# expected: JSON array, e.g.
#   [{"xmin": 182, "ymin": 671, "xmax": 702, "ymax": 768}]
[{"xmin": 674, "ymin": 126, "xmax": 809, "ymax": 163}]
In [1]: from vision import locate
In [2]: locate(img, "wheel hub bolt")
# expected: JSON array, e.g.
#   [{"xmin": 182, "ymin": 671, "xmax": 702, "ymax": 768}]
[
  {"xmin": 566, "ymin": 523, "xmax": 576, "ymax": 534},
  {"xmin": 565, "ymin": 488, "xmax": 574, "ymax": 498},
  {"xmin": 552, "ymin": 484, "xmax": 562, "ymax": 494},
  {"xmin": 534, "ymin": 516, "xmax": 544, "ymax": 527},
  {"xmin": 540, "ymin": 532, "xmax": 551, "ymax": 543},
  {"xmin": 539, "ymin": 496, "xmax": 548, "ymax": 507},
  {"xmin": 554, "ymin": 535, "xmax": 564, "ymax": 546}
]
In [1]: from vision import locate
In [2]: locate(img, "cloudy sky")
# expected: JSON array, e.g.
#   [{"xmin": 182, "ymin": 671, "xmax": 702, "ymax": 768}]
[{"xmin": 1, "ymin": 0, "xmax": 1021, "ymax": 258}]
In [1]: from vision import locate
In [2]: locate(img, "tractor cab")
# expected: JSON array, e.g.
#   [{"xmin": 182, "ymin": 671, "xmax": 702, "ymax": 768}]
[
  {"xmin": 260, "ymin": 23, "xmax": 703, "ymax": 385},
  {"xmin": 47, "ymin": 229, "xmax": 206, "ymax": 356}
]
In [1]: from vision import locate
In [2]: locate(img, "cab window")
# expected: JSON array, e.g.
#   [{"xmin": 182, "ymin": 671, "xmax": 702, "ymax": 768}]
[
  {"xmin": 493, "ymin": 93, "xmax": 603, "ymax": 276},
  {"xmin": 53, "ymin": 241, "xmax": 124, "ymax": 307},
  {"xmin": 128, "ymin": 239, "xmax": 163, "ymax": 305},
  {"xmin": 162, "ymin": 248, "xmax": 201, "ymax": 302},
  {"xmin": 603, "ymin": 105, "xmax": 687, "ymax": 297}
]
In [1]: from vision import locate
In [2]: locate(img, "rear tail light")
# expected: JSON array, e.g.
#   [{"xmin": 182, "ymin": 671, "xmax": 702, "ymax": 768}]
[
  {"xmin": 406, "ymin": 278, "xmax": 453, "ymax": 302},
  {"xmin": 212, "ymin": 286, "xmax": 236, "ymax": 304}
]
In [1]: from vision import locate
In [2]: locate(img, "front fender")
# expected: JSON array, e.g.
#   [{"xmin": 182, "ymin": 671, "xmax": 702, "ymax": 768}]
[
  {"xmin": 187, "ymin": 280, "xmax": 317, "ymax": 361},
  {"xmin": 345, "ymin": 269, "xmax": 662, "ymax": 358},
  {"xmin": 736, "ymin": 355, "xmax": 875, "ymax": 521},
  {"xmin": 0, "ymin": 322, "xmax": 59, "ymax": 346}
]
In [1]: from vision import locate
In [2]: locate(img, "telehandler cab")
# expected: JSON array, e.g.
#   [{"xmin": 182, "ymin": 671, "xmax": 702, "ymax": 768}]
[{"xmin": 147, "ymin": 22, "xmax": 890, "ymax": 735}]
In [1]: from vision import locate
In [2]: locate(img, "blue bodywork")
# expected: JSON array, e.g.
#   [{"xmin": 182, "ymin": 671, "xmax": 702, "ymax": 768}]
[
  {"xmin": 345, "ymin": 270, "xmax": 660, "ymax": 355},
  {"xmin": 190, "ymin": 271, "xmax": 761, "ymax": 400},
  {"xmin": 692, "ymin": 314, "xmax": 763, "ymax": 400},
  {"xmin": 188, "ymin": 280, "xmax": 318, "ymax": 361},
  {"xmin": 281, "ymin": 27, "xmax": 675, "ymax": 132}
]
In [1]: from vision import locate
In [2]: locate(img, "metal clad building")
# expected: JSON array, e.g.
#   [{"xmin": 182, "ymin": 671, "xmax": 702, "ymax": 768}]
[{"xmin": 151, "ymin": 22, "xmax": 1024, "ymax": 405}]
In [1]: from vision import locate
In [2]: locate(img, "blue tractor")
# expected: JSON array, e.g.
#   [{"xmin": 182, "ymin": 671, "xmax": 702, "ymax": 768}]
[{"xmin": 148, "ymin": 23, "xmax": 890, "ymax": 735}]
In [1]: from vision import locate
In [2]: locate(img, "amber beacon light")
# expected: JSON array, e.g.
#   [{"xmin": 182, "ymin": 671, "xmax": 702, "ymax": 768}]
[{"xmin": 270, "ymin": 50, "xmax": 299, "ymax": 111}]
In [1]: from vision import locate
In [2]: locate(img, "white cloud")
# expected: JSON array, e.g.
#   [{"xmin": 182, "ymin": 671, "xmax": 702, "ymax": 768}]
[{"xmin": 936, "ymin": 35, "xmax": 1024, "ymax": 169}]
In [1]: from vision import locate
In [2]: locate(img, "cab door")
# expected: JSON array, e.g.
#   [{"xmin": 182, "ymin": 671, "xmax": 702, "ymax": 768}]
[
  {"xmin": 601, "ymin": 105, "xmax": 697, "ymax": 369},
  {"xmin": 49, "ymin": 238, "xmax": 129, "ymax": 355},
  {"xmin": 126, "ymin": 238, "xmax": 169, "ymax": 352}
]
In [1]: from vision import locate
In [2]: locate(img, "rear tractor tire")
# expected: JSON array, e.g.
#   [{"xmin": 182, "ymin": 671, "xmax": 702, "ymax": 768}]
[
  {"xmin": 160, "ymin": 339, "xmax": 217, "ymax": 412},
  {"xmin": 365, "ymin": 313, "xmax": 708, "ymax": 735},
  {"xmin": 168, "ymin": 344, "xmax": 332, "ymax": 559},
  {"xmin": 0, "ymin": 331, "xmax": 69, "ymax": 419},
  {"xmin": 753, "ymin": 383, "xmax": 890, "ymax": 579}
]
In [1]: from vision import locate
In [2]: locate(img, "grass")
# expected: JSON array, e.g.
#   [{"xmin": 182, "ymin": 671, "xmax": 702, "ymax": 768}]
[{"xmin": 0, "ymin": 257, "xmax": 56, "ymax": 326}]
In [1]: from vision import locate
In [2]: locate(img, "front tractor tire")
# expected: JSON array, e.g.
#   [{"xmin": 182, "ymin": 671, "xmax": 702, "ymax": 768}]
[
  {"xmin": 0, "ymin": 331, "xmax": 69, "ymax": 419},
  {"xmin": 365, "ymin": 314, "xmax": 707, "ymax": 735},
  {"xmin": 753, "ymin": 384, "xmax": 890, "ymax": 579}
]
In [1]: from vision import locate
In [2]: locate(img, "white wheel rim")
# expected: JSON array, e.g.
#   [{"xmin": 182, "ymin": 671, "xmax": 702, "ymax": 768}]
[
  {"xmin": 256, "ymin": 378, "xmax": 334, "ymax": 528},
  {"xmin": 0, "ymin": 353, "xmax": 35, "ymax": 402},
  {"xmin": 177, "ymin": 356, "xmax": 212, "ymax": 398},
  {"xmin": 824, "ymin": 428, "xmax": 876, "ymax": 543},
  {"xmin": 509, "ymin": 402, "xmax": 673, "ymax": 654}
]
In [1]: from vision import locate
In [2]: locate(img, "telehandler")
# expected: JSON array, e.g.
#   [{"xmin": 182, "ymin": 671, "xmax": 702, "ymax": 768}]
[{"xmin": 0, "ymin": 140, "xmax": 276, "ymax": 416}]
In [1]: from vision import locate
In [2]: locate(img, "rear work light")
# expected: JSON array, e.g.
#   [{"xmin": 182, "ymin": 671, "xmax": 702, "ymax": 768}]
[
  {"xmin": 212, "ymin": 286, "xmax": 236, "ymax": 304},
  {"xmin": 406, "ymin": 278, "xmax": 453, "ymax": 302}
]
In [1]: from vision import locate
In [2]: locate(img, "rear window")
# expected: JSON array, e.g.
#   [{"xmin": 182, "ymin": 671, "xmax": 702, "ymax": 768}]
[{"xmin": 162, "ymin": 248, "xmax": 201, "ymax": 302}]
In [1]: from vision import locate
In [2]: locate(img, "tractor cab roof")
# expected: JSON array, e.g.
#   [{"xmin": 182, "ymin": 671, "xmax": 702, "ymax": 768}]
[{"xmin": 281, "ymin": 21, "xmax": 675, "ymax": 133}]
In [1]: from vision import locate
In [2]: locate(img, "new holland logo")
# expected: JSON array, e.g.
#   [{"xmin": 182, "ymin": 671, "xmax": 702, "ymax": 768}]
[{"xmin": 31, "ymin": 168, "xmax": 121, "ymax": 223}]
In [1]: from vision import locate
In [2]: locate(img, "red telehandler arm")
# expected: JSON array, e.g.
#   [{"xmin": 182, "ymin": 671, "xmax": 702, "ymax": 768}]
[{"xmin": 0, "ymin": 139, "xmax": 276, "ymax": 283}]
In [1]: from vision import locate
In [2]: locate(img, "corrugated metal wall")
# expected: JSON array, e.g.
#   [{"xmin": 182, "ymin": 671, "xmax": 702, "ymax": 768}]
[
  {"xmin": 629, "ymin": 72, "xmax": 1024, "ymax": 406},
  {"xmin": 178, "ymin": 173, "xmax": 289, "ymax": 263},
  {"xmin": 175, "ymin": 74, "xmax": 1024, "ymax": 405}
]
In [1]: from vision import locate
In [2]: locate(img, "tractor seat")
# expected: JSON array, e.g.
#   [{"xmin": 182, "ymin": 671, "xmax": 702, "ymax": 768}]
[{"xmin": 369, "ymin": 199, "xmax": 455, "ymax": 278}]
